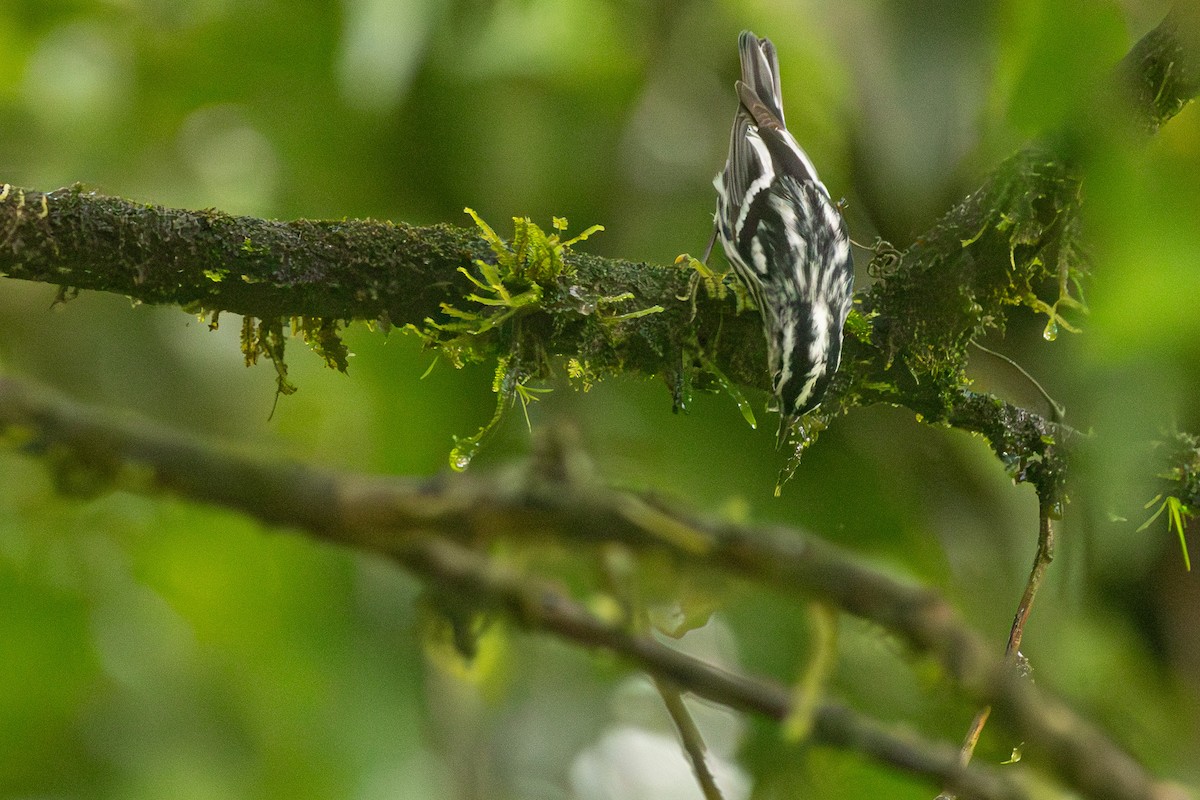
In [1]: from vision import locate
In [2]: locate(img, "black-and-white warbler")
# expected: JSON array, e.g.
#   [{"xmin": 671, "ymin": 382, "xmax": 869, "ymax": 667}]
[{"xmin": 711, "ymin": 31, "xmax": 854, "ymax": 439}]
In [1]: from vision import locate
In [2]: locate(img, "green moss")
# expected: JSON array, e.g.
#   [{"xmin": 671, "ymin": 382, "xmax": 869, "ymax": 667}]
[
  {"xmin": 419, "ymin": 210, "xmax": 592, "ymax": 361},
  {"xmin": 844, "ymin": 306, "xmax": 876, "ymax": 344},
  {"xmin": 1140, "ymin": 431, "xmax": 1200, "ymax": 570},
  {"xmin": 673, "ymin": 253, "xmax": 754, "ymax": 314},
  {"xmin": 426, "ymin": 209, "xmax": 665, "ymax": 470},
  {"xmin": 239, "ymin": 236, "xmax": 269, "ymax": 256},
  {"xmin": 848, "ymin": 146, "xmax": 1090, "ymax": 427},
  {"xmin": 240, "ymin": 316, "xmax": 297, "ymax": 399},
  {"xmin": 292, "ymin": 316, "xmax": 350, "ymax": 372}
]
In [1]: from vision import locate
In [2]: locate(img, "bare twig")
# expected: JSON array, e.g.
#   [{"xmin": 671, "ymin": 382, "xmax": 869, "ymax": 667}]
[
  {"xmin": 940, "ymin": 505, "xmax": 1057, "ymax": 799},
  {"xmin": 656, "ymin": 679, "xmax": 726, "ymax": 800},
  {"xmin": 1007, "ymin": 508, "xmax": 1057, "ymax": 678},
  {"xmin": 602, "ymin": 543, "xmax": 726, "ymax": 800}
]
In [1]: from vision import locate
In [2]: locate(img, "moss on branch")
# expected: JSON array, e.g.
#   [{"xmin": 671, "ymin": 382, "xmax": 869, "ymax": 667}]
[{"xmin": 0, "ymin": 184, "xmax": 763, "ymax": 401}]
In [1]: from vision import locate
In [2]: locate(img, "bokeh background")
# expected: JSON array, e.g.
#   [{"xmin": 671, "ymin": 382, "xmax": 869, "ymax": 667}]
[{"xmin": 1, "ymin": 0, "xmax": 1198, "ymax": 797}]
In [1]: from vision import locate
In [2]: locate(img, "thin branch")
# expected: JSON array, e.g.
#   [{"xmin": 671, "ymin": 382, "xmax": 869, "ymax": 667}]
[
  {"xmin": 655, "ymin": 679, "xmax": 726, "ymax": 800},
  {"xmin": 1006, "ymin": 509, "xmax": 1058, "ymax": 673},
  {"xmin": 941, "ymin": 503, "xmax": 1058, "ymax": 800},
  {"xmin": 0, "ymin": 375, "xmax": 1182, "ymax": 800},
  {"xmin": 606, "ymin": 546, "xmax": 727, "ymax": 800}
]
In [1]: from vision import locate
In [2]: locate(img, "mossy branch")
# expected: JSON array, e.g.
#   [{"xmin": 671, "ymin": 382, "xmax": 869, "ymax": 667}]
[
  {"xmin": 0, "ymin": 182, "xmax": 746, "ymax": 397},
  {"xmin": 1, "ymin": 12, "xmax": 1195, "ymax": 495},
  {"xmin": 1114, "ymin": 4, "xmax": 1200, "ymax": 135},
  {"xmin": 0, "ymin": 14, "xmax": 1194, "ymax": 505}
]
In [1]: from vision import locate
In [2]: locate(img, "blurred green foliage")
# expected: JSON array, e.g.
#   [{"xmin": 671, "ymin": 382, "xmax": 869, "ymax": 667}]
[{"xmin": 1, "ymin": 0, "xmax": 1198, "ymax": 797}]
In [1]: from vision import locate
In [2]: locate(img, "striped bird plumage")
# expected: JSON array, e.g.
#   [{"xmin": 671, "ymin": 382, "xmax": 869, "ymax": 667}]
[{"xmin": 713, "ymin": 31, "xmax": 854, "ymax": 431}]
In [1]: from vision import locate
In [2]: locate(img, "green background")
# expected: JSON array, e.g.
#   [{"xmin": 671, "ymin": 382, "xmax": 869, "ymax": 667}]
[{"xmin": 0, "ymin": 0, "xmax": 1197, "ymax": 797}]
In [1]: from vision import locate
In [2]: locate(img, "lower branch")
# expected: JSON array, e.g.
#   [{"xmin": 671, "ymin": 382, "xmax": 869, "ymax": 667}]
[{"xmin": 0, "ymin": 375, "xmax": 1179, "ymax": 800}]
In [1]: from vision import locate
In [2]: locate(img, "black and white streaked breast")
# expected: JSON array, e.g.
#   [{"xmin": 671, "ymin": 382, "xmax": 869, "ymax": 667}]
[{"xmin": 749, "ymin": 175, "xmax": 853, "ymax": 415}]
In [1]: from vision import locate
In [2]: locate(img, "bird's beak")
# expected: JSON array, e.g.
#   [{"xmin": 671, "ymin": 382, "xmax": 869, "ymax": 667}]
[{"xmin": 776, "ymin": 414, "xmax": 796, "ymax": 450}]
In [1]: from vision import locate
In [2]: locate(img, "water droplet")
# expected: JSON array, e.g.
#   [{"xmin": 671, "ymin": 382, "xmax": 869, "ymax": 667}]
[
  {"xmin": 449, "ymin": 449, "xmax": 473, "ymax": 472},
  {"xmin": 1042, "ymin": 319, "xmax": 1059, "ymax": 341},
  {"xmin": 775, "ymin": 418, "xmax": 830, "ymax": 493}
]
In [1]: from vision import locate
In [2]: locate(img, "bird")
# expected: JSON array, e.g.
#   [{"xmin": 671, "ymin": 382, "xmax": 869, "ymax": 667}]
[{"xmin": 711, "ymin": 31, "xmax": 854, "ymax": 443}]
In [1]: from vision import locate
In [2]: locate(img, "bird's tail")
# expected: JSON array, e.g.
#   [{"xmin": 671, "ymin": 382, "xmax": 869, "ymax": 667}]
[{"xmin": 737, "ymin": 31, "xmax": 785, "ymax": 125}]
